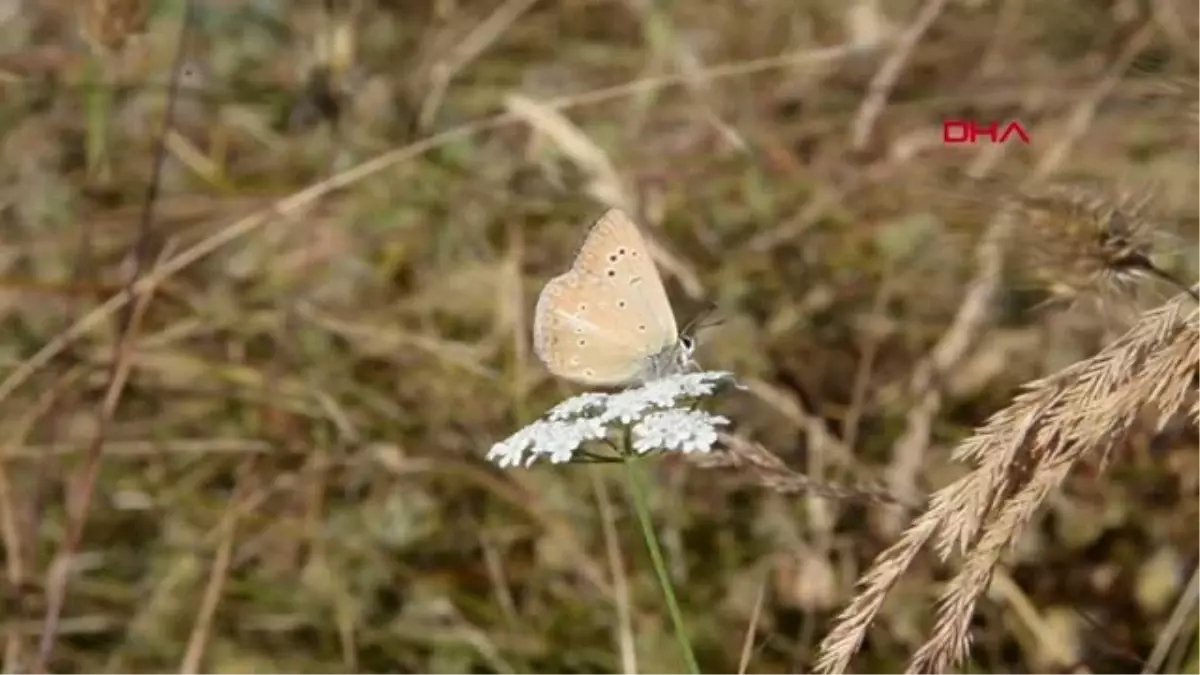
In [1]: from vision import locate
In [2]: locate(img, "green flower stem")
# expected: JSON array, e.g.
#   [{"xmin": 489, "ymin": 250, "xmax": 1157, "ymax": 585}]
[
  {"xmin": 620, "ymin": 445, "xmax": 700, "ymax": 674},
  {"xmin": 83, "ymin": 56, "xmax": 112, "ymax": 181}
]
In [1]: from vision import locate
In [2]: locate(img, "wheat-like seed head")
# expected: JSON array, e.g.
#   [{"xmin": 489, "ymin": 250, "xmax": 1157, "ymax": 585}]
[{"xmin": 815, "ymin": 291, "xmax": 1199, "ymax": 674}]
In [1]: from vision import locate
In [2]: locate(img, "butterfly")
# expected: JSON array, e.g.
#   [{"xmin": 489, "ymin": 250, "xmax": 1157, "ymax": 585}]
[{"xmin": 532, "ymin": 209, "xmax": 697, "ymax": 386}]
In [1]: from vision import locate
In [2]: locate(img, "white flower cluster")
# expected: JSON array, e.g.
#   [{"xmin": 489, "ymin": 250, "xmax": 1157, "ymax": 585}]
[{"xmin": 486, "ymin": 371, "xmax": 737, "ymax": 468}]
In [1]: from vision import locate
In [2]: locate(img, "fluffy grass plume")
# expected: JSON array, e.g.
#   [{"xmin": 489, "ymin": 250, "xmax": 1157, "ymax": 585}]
[
  {"xmin": 927, "ymin": 177, "xmax": 1197, "ymax": 303},
  {"xmin": 997, "ymin": 182, "xmax": 1197, "ymax": 301}
]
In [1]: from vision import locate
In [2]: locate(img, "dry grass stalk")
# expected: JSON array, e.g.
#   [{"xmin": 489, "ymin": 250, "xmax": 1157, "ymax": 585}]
[
  {"xmin": 816, "ymin": 291, "xmax": 1199, "ymax": 674},
  {"xmin": 885, "ymin": 206, "xmax": 1008, "ymax": 519},
  {"xmin": 690, "ymin": 434, "xmax": 905, "ymax": 507}
]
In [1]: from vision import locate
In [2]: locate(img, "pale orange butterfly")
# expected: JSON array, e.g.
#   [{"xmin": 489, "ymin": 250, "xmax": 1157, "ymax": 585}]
[{"xmin": 533, "ymin": 209, "xmax": 696, "ymax": 386}]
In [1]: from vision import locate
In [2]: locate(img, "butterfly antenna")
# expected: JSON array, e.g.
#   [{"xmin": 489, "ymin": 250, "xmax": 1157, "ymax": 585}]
[{"xmin": 681, "ymin": 301, "xmax": 722, "ymax": 339}]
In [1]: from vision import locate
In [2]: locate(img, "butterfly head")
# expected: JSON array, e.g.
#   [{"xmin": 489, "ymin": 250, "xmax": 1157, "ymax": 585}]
[
  {"xmin": 631, "ymin": 303, "xmax": 721, "ymax": 383},
  {"xmin": 632, "ymin": 332, "xmax": 699, "ymax": 384},
  {"xmin": 676, "ymin": 333, "xmax": 699, "ymax": 372},
  {"xmin": 679, "ymin": 333, "xmax": 697, "ymax": 357}
]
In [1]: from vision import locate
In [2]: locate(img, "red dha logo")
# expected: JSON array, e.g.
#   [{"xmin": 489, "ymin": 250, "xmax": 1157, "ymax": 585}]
[{"xmin": 942, "ymin": 120, "xmax": 1030, "ymax": 145}]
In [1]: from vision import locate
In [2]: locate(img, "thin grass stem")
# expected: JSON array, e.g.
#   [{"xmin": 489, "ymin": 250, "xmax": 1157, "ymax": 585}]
[{"xmin": 619, "ymin": 432, "xmax": 700, "ymax": 674}]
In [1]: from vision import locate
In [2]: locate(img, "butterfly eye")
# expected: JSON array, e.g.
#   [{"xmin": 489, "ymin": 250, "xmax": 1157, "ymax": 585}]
[{"xmin": 680, "ymin": 335, "xmax": 696, "ymax": 352}]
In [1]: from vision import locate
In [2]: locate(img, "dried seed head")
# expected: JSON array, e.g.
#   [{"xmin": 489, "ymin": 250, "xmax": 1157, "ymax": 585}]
[
  {"xmin": 1007, "ymin": 185, "xmax": 1143, "ymax": 286},
  {"xmin": 998, "ymin": 183, "xmax": 1196, "ymax": 301}
]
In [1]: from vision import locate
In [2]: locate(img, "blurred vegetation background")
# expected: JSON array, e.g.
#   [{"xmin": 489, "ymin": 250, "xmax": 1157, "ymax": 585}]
[{"xmin": 0, "ymin": 0, "xmax": 1197, "ymax": 672}]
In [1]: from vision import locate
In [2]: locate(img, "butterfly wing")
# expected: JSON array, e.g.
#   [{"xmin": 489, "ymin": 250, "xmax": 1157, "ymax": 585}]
[
  {"xmin": 532, "ymin": 209, "xmax": 679, "ymax": 385},
  {"xmin": 533, "ymin": 273, "xmax": 652, "ymax": 385},
  {"xmin": 570, "ymin": 209, "xmax": 678, "ymax": 343}
]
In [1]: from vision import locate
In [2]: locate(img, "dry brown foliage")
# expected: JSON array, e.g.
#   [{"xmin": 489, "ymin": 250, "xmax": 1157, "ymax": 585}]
[
  {"xmin": 77, "ymin": 0, "xmax": 149, "ymax": 53},
  {"xmin": 816, "ymin": 290, "xmax": 1199, "ymax": 674},
  {"xmin": 1, "ymin": 0, "xmax": 1196, "ymax": 671}
]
